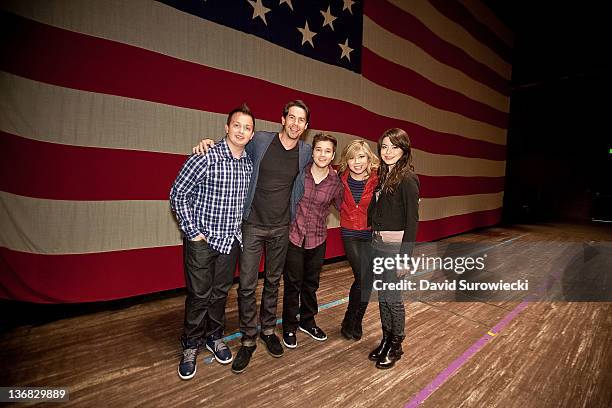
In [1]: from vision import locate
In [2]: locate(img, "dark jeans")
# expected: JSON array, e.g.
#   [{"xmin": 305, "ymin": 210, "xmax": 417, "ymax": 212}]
[
  {"xmin": 182, "ymin": 238, "xmax": 239, "ymax": 347},
  {"xmin": 282, "ymin": 241, "xmax": 327, "ymax": 332},
  {"xmin": 371, "ymin": 237, "xmax": 405, "ymax": 337},
  {"xmin": 238, "ymin": 223, "xmax": 290, "ymax": 346},
  {"xmin": 342, "ymin": 236, "xmax": 374, "ymax": 307}
]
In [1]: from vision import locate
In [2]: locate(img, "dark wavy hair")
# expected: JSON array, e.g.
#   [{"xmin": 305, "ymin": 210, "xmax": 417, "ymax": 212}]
[{"xmin": 377, "ymin": 128, "xmax": 415, "ymax": 194}]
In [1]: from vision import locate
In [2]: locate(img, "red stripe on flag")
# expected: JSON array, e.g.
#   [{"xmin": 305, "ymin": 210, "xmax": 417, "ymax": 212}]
[
  {"xmin": 0, "ymin": 246, "xmax": 185, "ymax": 303},
  {"xmin": 0, "ymin": 132, "xmax": 504, "ymax": 200},
  {"xmin": 364, "ymin": 1, "xmax": 510, "ymax": 96},
  {"xmin": 418, "ymin": 175, "xmax": 504, "ymax": 198},
  {"xmin": 428, "ymin": 0, "xmax": 513, "ymax": 64},
  {"xmin": 0, "ymin": 132, "xmax": 184, "ymax": 201},
  {"xmin": 0, "ymin": 11, "xmax": 506, "ymax": 161},
  {"xmin": 416, "ymin": 208, "xmax": 502, "ymax": 242},
  {"xmin": 0, "ymin": 229, "xmax": 344, "ymax": 303},
  {"xmin": 362, "ymin": 47, "xmax": 508, "ymax": 128}
]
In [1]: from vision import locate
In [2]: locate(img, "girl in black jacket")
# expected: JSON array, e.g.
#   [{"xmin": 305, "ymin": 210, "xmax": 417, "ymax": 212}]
[{"xmin": 367, "ymin": 128, "xmax": 420, "ymax": 369}]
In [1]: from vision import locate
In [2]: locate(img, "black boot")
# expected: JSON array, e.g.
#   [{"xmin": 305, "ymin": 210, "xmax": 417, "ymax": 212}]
[
  {"xmin": 368, "ymin": 331, "xmax": 390, "ymax": 361},
  {"xmin": 375, "ymin": 335, "xmax": 404, "ymax": 369},
  {"xmin": 352, "ymin": 302, "xmax": 368, "ymax": 340},
  {"xmin": 340, "ymin": 307, "xmax": 356, "ymax": 340}
]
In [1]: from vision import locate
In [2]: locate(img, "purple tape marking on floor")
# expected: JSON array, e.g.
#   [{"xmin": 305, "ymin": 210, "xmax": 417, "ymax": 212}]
[{"xmin": 404, "ymin": 300, "xmax": 531, "ymax": 408}]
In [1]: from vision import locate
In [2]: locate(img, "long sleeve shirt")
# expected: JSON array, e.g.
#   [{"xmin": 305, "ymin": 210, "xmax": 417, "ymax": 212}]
[
  {"xmin": 170, "ymin": 139, "xmax": 253, "ymax": 254},
  {"xmin": 289, "ymin": 163, "xmax": 343, "ymax": 249}
]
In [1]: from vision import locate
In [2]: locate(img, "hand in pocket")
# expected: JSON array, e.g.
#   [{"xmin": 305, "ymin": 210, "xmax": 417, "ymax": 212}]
[{"xmin": 191, "ymin": 234, "xmax": 206, "ymax": 242}]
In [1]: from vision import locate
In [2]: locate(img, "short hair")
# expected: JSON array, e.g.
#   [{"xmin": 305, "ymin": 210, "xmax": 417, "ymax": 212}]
[
  {"xmin": 227, "ymin": 103, "xmax": 255, "ymax": 129},
  {"xmin": 312, "ymin": 132, "xmax": 337, "ymax": 152},
  {"xmin": 338, "ymin": 139, "xmax": 380, "ymax": 174},
  {"xmin": 282, "ymin": 99, "xmax": 310, "ymax": 124}
]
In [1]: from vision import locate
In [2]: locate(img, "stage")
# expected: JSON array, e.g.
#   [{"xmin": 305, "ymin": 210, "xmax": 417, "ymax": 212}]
[{"xmin": 1, "ymin": 222, "xmax": 611, "ymax": 407}]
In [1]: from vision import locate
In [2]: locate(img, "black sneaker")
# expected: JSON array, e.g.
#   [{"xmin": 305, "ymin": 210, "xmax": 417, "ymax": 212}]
[
  {"xmin": 178, "ymin": 347, "xmax": 198, "ymax": 380},
  {"xmin": 231, "ymin": 345, "xmax": 256, "ymax": 374},
  {"xmin": 282, "ymin": 331, "xmax": 297, "ymax": 349},
  {"xmin": 259, "ymin": 333, "xmax": 284, "ymax": 357},
  {"xmin": 299, "ymin": 325, "xmax": 327, "ymax": 341}
]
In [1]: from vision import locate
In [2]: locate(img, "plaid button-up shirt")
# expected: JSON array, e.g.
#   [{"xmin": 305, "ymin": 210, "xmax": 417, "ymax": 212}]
[
  {"xmin": 289, "ymin": 163, "xmax": 343, "ymax": 249},
  {"xmin": 170, "ymin": 139, "xmax": 253, "ymax": 254}
]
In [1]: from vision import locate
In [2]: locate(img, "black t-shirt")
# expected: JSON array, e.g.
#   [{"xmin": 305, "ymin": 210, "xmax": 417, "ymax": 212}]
[{"xmin": 247, "ymin": 134, "xmax": 299, "ymax": 227}]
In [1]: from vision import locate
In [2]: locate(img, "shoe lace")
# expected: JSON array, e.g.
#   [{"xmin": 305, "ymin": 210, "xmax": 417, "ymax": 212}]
[
  {"xmin": 214, "ymin": 339, "xmax": 228, "ymax": 353},
  {"xmin": 182, "ymin": 348, "xmax": 197, "ymax": 363}
]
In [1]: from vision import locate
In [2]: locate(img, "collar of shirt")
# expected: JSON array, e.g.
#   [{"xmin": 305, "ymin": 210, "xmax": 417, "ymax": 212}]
[
  {"xmin": 217, "ymin": 138, "xmax": 249, "ymax": 160},
  {"xmin": 305, "ymin": 162, "xmax": 337, "ymax": 184}
]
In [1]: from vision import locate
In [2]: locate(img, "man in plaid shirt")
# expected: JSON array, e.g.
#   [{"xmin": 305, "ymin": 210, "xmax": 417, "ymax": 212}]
[{"xmin": 170, "ymin": 104, "xmax": 254, "ymax": 380}]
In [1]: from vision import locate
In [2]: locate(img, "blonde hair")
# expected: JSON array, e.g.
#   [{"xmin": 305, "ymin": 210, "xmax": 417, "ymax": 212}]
[{"xmin": 338, "ymin": 139, "xmax": 380, "ymax": 175}]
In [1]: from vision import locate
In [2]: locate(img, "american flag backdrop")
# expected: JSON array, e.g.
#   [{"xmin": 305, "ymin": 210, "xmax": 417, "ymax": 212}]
[{"xmin": 0, "ymin": 0, "xmax": 512, "ymax": 303}]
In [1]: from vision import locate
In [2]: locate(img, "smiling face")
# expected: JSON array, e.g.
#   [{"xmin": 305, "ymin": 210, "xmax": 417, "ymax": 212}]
[
  {"xmin": 281, "ymin": 106, "xmax": 308, "ymax": 140},
  {"xmin": 225, "ymin": 112, "xmax": 254, "ymax": 150},
  {"xmin": 312, "ymin": 140, "xmax": 335, "ymax": 169},
  {"xmin": 347, "ymin": 148, "xmax": 370, "ymax": 179},
  {"xmin": 380, "ymin": 136, "xmax": 404, "ymax": 167}
]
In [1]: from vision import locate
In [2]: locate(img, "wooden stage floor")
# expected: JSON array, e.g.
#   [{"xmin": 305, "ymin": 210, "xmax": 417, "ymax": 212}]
[{"xmin": 1, "ymin": 222, "xmax": 611, "ymax": 407}]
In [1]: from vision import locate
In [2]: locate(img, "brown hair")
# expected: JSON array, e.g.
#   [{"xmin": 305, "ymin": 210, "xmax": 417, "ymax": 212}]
[
  {"xmin": 226, "ymin": 103, "xmax": 255, "ymax": 129},
  {"xmin": 312, "ymin": 133, "xmax": 337, "ymax": 152},
  {"xmin": 282, "ymin": 99, "xmax": 310, "ymax": 124},
  {"xmin": 338, "ymin": 139, "xmax": 380, "ymax": 176},
  {"xmin": 377, "ymin": 128, "xmax": 415, "ymax": 193}
]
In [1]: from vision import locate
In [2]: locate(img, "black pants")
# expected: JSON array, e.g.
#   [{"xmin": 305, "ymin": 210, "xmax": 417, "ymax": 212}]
[
  {"xmin": 282, "ymin": 240, "xmax": 327, "ymax": 332},
  {"xmin": 182, "ymin": 238, "xmax": 239, "ymax": 347},
  {"xmin": 238, "ymin": 223, "xmax": 290, "ymax": 346},
  {"xmin": 342, "ymin": 236, "xmax": 374, "ymax": 308},
  {"xmin": 371, "ymin": 238, "xmax": 405, "ymax": 337}
]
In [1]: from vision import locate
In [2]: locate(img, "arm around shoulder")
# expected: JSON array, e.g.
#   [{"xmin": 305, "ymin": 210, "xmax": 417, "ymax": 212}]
[{"xmin": 192, "ymin": 138, "xmax": 216, "ymax": 155}]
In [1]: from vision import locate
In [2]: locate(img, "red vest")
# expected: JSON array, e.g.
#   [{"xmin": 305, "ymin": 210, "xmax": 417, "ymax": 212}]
[{"xmin": 340, "ymin": 169, "xmax": 378, "ymax": 230}]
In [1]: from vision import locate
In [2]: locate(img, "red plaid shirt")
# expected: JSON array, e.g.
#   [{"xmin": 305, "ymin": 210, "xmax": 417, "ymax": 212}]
[{"xmin": 289, "ymin": 164, "xmax": 343, "ymax": 249}]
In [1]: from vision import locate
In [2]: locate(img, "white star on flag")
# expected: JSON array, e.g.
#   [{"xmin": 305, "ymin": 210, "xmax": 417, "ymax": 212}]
[
  {"xmin": 247, "ymin": 0, "xmax": 271, "ymax": 25},
  {"xmin": 342, "ymin": 0, "xmax": 355, "ymax": 15},
  {"xmin": 279, "ymin": 0, "xmax": 293, "ymax": 11},
  {"xmin": 320, "ymin": 6, "xmax": 337, "ymax": 31},
  {"xmin": 338, "ymin": 39, "xmax": 353, "ymax": 61},
  {"xmin": 297, "ymin": 21, "xmax": 317, "ymax": 47}
]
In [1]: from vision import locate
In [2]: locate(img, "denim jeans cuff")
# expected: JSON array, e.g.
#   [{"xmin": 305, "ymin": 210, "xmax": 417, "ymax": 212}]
[
  {"xmin": 261, "ymin": 327, "xmax": 275, "ymax": 336},
  {"xmin": 241, "ymin": 334, "xmax": 256, "ymax": 347}
]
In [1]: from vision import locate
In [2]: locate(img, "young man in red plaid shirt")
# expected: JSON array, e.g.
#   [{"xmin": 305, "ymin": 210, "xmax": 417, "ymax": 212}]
[{"xmin": 281, "ymin": 133, "xmax": 343, "ymax": 348}]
